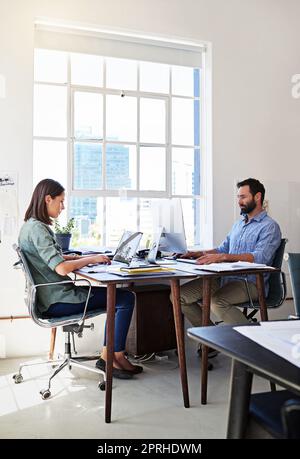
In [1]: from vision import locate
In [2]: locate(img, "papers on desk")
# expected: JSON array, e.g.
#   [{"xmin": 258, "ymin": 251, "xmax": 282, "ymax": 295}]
[
  {"xmin": 77, "ymin": 265, "xmax": 176, "ymax": 277},
  {"xmin": 78, "ymin": 265, "xmax": 109, "ymax": 274},
  {"xmin": 234, "ymin": 320, "xmax": 300, "ymax": 368},
  {"xmin": 194, "ymin": 261, "xmax": 273, "ymax": 272}
]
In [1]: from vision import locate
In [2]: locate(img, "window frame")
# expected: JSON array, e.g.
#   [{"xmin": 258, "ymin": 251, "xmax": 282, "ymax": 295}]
[{"xmin": 33, "ymin": 44, "xmax": 211, "ymax": 248}]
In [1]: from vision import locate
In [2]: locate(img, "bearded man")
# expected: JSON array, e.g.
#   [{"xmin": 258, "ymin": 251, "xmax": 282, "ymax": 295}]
[{"xmin": 175, "ymin": 178, "xmax": 281, "ymax": 327}]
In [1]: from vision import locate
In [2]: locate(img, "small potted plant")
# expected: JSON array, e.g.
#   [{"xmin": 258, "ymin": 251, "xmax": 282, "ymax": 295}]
[{"xmin": 54, "ymin": 218, "xmax": 75, "ymax": 251}]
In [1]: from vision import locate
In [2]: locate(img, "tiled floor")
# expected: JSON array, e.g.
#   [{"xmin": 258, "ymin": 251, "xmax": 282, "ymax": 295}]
[{"xmin": 0, "ymin": 300, "xmax": 295, "ymax": 439}]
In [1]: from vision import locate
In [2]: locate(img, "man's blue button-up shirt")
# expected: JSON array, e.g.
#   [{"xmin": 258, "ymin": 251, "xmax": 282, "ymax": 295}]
[{"xmin": 216, "ymin": 211, "xmax": 282, "ymax": 294}]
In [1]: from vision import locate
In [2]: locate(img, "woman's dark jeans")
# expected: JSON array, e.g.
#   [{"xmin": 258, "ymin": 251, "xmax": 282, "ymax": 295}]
[{"xmin": 46, "ymin": 287, "xmax": 134, "ymax": 352}]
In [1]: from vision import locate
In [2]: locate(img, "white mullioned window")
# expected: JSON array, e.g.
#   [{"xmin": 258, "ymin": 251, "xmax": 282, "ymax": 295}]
[{"xmin": 33, "ymin": 27, "xmax": 210, "ymax": 249}]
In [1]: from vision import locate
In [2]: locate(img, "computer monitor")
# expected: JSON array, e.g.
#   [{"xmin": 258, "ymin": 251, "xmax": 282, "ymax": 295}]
[{"xmin": 149, "ymin": 198, "xmax": 187, "ymax": 258}]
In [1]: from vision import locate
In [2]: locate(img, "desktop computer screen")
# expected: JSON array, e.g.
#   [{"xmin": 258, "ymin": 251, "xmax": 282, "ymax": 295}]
[{"xmin": 149, "ymin": 198, "xmax": 187, "ymax": 256}]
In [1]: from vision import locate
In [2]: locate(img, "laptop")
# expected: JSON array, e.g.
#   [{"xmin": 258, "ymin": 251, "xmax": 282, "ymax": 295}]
[
  {"xmin": 110, "ymin": 231, "xmax": 158, "ymax": 269},
  {"xmin": 109, "ymin": 231, "xmax": 143, "ymax": 266}
]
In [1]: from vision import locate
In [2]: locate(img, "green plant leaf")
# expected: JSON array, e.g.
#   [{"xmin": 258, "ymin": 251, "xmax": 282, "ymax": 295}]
[{"xmin": 54, "ymin": 218, "xmax": 75, "ymax": 234}]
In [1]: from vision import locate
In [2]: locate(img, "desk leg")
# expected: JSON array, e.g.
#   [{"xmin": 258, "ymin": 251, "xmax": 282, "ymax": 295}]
[
  {"xmin": 49, "ymin": 328, "xmax": 57, "ymax": 360},
  {"xmin": 201, "ymin": 277, "xmax": 212, "ymax": 404},
  {"xmin": 105, "ymin": 283, "xmax": 116, "ymax": 424},
  {"xmin": 256, "ymin": 273, "xmax": 268, "ymax": 321},
  {"xmin": 227, "ymin": 360, "xmax": 253, "ymax": 439},
  {"xmin": 256, "ymin": 275, "xmax": 276, "ymax": 391},
  {"xmin": 170, "ymin": 278, "xmax": 190, "ymax": 408}
]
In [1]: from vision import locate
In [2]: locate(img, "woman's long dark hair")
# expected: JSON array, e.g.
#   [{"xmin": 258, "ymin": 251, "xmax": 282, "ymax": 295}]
[{"xmin": 24, "ymin": 179, "xmax": 65, "ymax": 225}]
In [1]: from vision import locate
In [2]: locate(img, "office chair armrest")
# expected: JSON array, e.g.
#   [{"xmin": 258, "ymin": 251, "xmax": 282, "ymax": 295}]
[{"xmin": 34, "ymin": 278, "xmax": 92, "ymax": 326}]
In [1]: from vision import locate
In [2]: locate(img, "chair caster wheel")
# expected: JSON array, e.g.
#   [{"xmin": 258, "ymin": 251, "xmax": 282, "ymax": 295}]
[
  {"xmin": 40, "ymin": 389, "xmax": 51, "ymax": 400},
  {"xmin": 13, "ymin": 374, "xmax": 23, "ymax": 384},
  {"xmin": 98, "ymin": 381, "xmax": 106, "ymax": 391}
]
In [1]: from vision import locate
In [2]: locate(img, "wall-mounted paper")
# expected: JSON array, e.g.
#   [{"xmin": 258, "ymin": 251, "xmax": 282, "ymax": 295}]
[{"xmin": 0, "ymin": 171, "xmax": 18, "ymax": 238}]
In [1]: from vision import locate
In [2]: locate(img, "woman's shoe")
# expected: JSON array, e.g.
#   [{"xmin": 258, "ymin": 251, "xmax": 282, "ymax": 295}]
[
  {"xmin": 124, "ymin": 364, "xmax": 143, "ymax": 375},
  {"xmin": 95, "ymin": 358, "xmax": 133, "ymax": 380}
]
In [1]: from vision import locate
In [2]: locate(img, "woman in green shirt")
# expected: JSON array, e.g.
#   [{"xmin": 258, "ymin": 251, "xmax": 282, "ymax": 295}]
[{"xmin": 19, "ymin": 179, "xmax": 142, "ymax": 379}]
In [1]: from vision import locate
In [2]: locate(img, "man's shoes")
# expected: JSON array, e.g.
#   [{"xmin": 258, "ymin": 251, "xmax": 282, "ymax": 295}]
[
  {"xmin": 197, "ymin": 346, "xmax": 219, "ymax": 359},
  {"xmin": 95, "ymin": 358, "xmax": 133, "ymax": 380}
]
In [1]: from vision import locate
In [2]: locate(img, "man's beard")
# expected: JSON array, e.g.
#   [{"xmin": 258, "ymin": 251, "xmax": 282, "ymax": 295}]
[{"xmin": 240, "ymin": 199, "xmax": 257, "ymax": 215}]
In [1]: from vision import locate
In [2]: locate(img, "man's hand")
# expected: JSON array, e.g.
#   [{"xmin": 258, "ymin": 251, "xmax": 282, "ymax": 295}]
[{"xmin": 196, "ymin": 253, "xmax": 227, "ymax": 265}]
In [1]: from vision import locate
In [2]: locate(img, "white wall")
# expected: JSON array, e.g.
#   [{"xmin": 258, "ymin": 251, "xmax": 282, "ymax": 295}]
[{"xmin": 1, "ymin": 0, "xmax": 300, "ymax": 356}]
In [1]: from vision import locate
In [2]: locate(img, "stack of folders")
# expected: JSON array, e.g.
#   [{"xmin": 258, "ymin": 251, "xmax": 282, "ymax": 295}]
[{"xmin": 110, "ymin": 266, "xmax": 176, "ymax": 277}]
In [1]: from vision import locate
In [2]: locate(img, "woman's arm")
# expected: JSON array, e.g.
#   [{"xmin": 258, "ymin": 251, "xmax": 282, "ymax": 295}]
[{"xmin": 56, "ymin": 254, "xmax": 111, "ymax": 276}]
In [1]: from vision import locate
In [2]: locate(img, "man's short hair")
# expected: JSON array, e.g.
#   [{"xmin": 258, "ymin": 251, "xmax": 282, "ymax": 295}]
[{"xmin": 237, "ymin": 178, "xmax": 265, "ymax": 205}]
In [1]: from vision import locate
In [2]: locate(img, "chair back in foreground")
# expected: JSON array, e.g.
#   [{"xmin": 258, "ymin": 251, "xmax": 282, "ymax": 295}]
[
  {"xmin": 248, "ymin": 390, "xmax": 300, "ymax": 439},
  {"xmin": 287, "ymin": 252, "xmax": 300, "ymax": 318}
]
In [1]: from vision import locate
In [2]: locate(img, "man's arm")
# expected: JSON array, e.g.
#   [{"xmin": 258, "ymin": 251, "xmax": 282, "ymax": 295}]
[
  {"xmin": 196, "ymin": 252, "xmax": 253, "ymax": 265},
  {"xmin": 178, "ymin": 248, "xmax": 217, "ymax": 259},
  {"xmin": 196, "ymin": 220, "xmax": 281, "ymax": 265},
  {"xmin": 195, "ymin": 222, "xmax": 253, "ymax": 264}
]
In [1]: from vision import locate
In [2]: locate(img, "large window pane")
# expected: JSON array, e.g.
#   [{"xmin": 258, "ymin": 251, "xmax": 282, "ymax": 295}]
[
  {"xmin": 172, "ymin": 65, "xmax": 195, "ymax": 97},
  {"xmin": 106, "ymin": 144, "xmax": 136, "ymax": 189},
  {"xmin": 140, "ymin": 98, "xmax": 166, "ymax": 144},
  {"xmin": 34, "ymin": 49, "xmax": 67, "ymax": 83},
  {"xmin": 69, "ymin": 197, "xmax": 103, "ymax": 247},
  {"xmin": 140, "ymin": 62, "xmax": 169, "ymax": 93},
  {"xmin": 34, "ymin": 84, "xmax": 67, "ymax": 137},
  {"xmin": 172, "ymin": 98, "xmax": 194, "ymax": 146},
  {"xmin": 140, "ymin": 147, "xmax": 166, "ymax": 191},
  {"xmin": 73, "ymin": 142, "xmax": 102, "ymax": 189},
  {"xmin": 71, "ymin": 53, "xmax": 103, "ymax": 87},
  {"xmin": 106, "ymin": 95, "xmax": 137, "ymax": 142},
  {"xmin": 33, "ymin": 140, "xmax": 67, "ymax": 187},
  {"xmin": 172, "ymin": 148, "xmax": 200, "ymax": 195},
  {"xmin": 74, "ymin": 92, "xmax": 103, "ymax": 139},
  {"xmin": 106, "ymin": 198, "xmax": 137, "ymax": 247},
  {"xmin": 106, "ymin": 57, "xmax": 137, "ymax": 90}
]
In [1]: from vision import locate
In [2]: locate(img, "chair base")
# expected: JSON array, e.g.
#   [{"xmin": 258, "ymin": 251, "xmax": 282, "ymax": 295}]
[{"xmin": 13, "ymin": 353, "xmax": 106, "ymax": 399}]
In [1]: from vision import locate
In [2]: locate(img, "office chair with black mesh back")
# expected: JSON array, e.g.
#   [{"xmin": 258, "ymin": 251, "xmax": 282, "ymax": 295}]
[
  {"xmin": 241, "ymin": 238, "xmax": 287, "ymax": 322},
  {"xmin": 12, "ymin": 244, "xmax": 106, "ymax": 399},
  {"xmin": 287, "ymin": 252, "xmax": 300, "ymax": 319}
]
